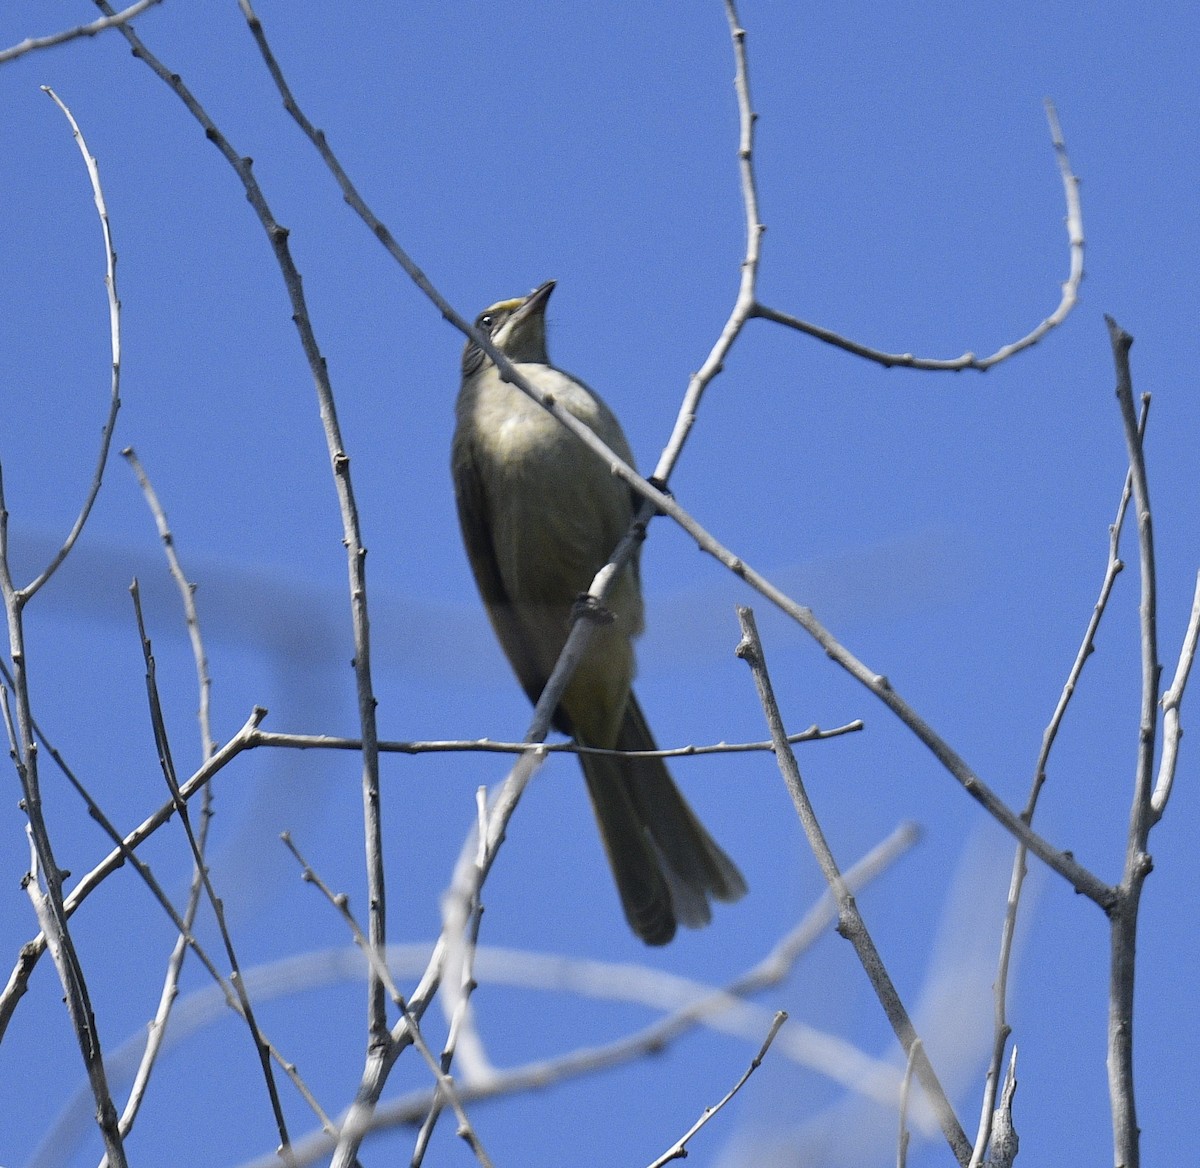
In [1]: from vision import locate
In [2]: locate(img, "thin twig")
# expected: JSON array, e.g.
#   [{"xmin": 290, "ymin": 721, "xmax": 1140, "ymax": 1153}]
[
  {"xmin": 735, "ymin": 605, "xmax": 971, "ymax": 1165},
  {"xmin": 328, "ymin": 938, "xmax": 450, "ymax": 1168},
  {"xmin": 246, "ymin": 719, "xmax": 863, "ymax": 758},
  {"xmin": 123, "ymin": 446, "xmax": 217, "ymax": 756},
  {"xmin": 1032, "ymin": 398, "xmax": 1147, "ymax": 808},
  {"xmin": 651, "ymin": 0, "xmax": 763, "ymax": 476},
  {"xmin": 0, "ymin": 0, "xmax": 163, "ymax": 65},
  {"xmin": 1107, "ymin": 319, "xmax": 1160, "ymax": 851},
  {"xmin": 104, "ymin": 448, "xmax": 221, "ymax": 1154},
  {"xmin": 645, "ymin": 1011, "xmax": 787, "ymax": 1168},
  {"xmin": 753, "ymin": 100, "xmax": 1083, "ymax": 371}
]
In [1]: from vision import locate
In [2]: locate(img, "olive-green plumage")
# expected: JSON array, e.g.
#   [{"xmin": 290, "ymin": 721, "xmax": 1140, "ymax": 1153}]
[{"xmin": 451, "ymin": 281, "xmax": 746, "ymax": 944}]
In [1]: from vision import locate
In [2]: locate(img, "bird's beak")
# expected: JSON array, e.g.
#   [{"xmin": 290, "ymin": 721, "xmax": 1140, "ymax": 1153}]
[{"xmin": 513, "ymin": 280, "xmax": 555, "ymax": 324}]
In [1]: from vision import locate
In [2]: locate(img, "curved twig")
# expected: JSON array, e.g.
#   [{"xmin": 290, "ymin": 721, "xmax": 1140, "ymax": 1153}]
[
  {"xmin": 753, "ymin": 100, "xmax": 1083, "ymax": 372},
  {"xmin": 22, "ymin": 88, "xmax": 123, "ymax": 602}
]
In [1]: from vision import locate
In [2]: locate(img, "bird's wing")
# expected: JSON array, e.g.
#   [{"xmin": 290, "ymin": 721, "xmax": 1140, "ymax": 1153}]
[{"xmin": 451, "ymin": 431, "xmax": 564, "ymax": 722}]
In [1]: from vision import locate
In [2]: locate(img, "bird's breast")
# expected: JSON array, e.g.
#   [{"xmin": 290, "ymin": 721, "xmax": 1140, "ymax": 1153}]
[{"xmin": 457, "ymin": 363, "xmax": 642, "ymax": 625}]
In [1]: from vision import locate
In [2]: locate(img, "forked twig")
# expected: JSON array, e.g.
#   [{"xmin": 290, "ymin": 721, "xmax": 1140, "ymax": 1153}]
[
  {"xmin": 971, "ymin": 396, "xmax": 1148, "ymax": 1166},
  {"xmin": 123, "ymin": 447, "xmax": 217, "ymax": 756}
]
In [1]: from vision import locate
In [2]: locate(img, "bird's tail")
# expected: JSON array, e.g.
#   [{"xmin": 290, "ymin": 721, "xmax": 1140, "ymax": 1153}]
[{"xmin": 581, "ymin": 694, "xmax": 747, "ymax": 945}]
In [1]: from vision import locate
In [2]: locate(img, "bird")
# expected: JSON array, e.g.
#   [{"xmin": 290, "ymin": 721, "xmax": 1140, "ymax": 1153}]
[{"xmin": 451, "ymin": 280, "xmax": 746, "ymax": 944}]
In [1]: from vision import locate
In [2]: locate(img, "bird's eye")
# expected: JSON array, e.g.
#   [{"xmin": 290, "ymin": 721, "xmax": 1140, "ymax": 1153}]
[{"xmin": 477, "ymin": 313, "xmax": 494, "ymax": 331}]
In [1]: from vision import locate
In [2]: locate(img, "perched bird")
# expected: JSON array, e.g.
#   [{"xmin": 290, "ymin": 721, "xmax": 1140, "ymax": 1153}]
[{"xmin": 451, "ymin": 280, "xmax": 746, "ymax": 944}]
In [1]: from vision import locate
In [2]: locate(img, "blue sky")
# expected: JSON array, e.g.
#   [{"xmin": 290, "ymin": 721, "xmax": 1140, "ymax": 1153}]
[{"xmin": 0, "ymin": 3, "xmax": 1197, "ymax": 1166}]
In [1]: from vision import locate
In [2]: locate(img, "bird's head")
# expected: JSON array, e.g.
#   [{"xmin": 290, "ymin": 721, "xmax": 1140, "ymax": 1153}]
[{"xmin": 462, "ymin": 280, "xmax": 555, "ymax": 377}]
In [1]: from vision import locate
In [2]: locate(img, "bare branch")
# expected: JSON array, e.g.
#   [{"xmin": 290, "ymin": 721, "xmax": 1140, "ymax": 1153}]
[
  {"xmin": 101, "ymin": 449, "xmax": 223, "ymax": 1152},
  {"xmin": 95, "ymin": 0, "xmax": 391, "ymax": 1053},
  {"xmin": 651, "ymin": 0, "xmax": 764, "ymax": 477},
  {"xmin": 1107, "ymin": 318, "xmax": 1160, "ymax": 837},
  {"xmin": 0, "ymin": 0, "xmax": 164, "ymax": 65},
  {"xmin": 231, "ymin": 823, "xmax": 919, "ymax": 1167},
  {"xmin": 973, "ymin": 396, "xmax": 1148, "ymax": 1165},
  {"xmin": 735, "ymin": 605, "xmax": 971, "ymax": 1165},
  {"xmin": 988, "ymin": 1048, "xmax": 1020, "ymax": 1168},
  {"xmin": 415, "ymin": 788, "xmax": 493, "ymax": 1165},
  {"xmin": 1105, "ymin": 317, "xmax": 1159, "ymax": 1168}
]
